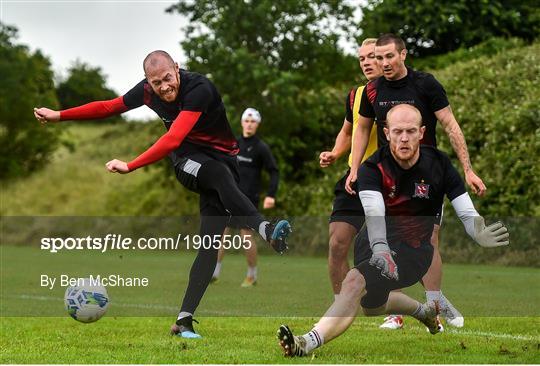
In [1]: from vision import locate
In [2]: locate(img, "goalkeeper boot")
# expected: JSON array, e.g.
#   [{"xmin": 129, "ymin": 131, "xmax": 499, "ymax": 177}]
[
  {"xmin": 266, "ymin": 220, "xmax": 292, "ymax": 254},
  {"xmin": 418, "ymin": 301, "xmax": 442, "ymax": 335},
  {"xmin": 440, "ymin": 297, "xmax": 464, "ymax": 328},
  {"xmin": 170, "ymin": 316, "xmax": 202, "ymax": 339},
  {"xmin": 277, "ymin": 325, "xmax": 307, "ymax": 357}
]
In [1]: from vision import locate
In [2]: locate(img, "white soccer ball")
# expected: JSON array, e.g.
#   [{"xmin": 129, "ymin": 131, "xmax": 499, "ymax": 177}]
[{"xmin": 64, "ymin": 278, "xmax": 109, "ymax": 323}]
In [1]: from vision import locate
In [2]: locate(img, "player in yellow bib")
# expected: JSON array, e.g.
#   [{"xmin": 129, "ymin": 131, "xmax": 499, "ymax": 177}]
[{"xmin": 319, "ymin": 38, "xmax": 380, "ymax": 301}]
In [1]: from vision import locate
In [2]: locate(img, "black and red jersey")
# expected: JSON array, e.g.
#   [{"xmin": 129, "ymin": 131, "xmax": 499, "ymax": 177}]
[
  {"xmin": 122, "ymin": 70, "xmax": 239, "ymax": 163},
  {"xmin": 359, "ymin": 68, "xmax": 450, "ymax": 147},
  {"xmin": 357, "ymin": 145, "xmax": 465, "ymax": 248}
]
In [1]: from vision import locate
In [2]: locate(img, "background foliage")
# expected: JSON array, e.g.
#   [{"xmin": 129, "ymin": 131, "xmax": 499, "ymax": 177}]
[
  {"xmin": 359, "ymin": 0, "xmax": 540, "ymax": 57},
  {"xmin": 56, "ymin": 61, "xmax": 121, "ymax": 123},
  {"xmin": 0, "ymin": 24, "xmax": 61, "ymax": 179}
]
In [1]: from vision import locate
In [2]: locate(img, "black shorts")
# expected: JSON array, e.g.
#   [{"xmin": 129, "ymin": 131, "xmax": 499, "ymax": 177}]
[
  {"xmin": 353, "ymin": 230, "xmax": 434, "ymax": 309},
  {"xmin": 329, "ymin": 170, "xmax": 365, "ymax": 231},
  {"xmin": 173, "ymin": 149, "xmax": 240, "ymax": 194}
]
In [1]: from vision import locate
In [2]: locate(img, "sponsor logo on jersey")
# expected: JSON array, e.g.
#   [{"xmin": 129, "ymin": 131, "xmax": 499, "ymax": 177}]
[{"xmin": 378, "ymin": 100, "xmax": 415, "ymax": 107}]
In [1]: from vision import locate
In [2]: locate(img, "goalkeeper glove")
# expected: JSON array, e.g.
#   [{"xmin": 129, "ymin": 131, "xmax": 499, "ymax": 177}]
[
  {"xmin": 473, "ymin": 216, "xmax": 509, "ymax": 248},
  {"xmin": 369, "ymin": 243, "xmax": 399, "ymax": 281}
]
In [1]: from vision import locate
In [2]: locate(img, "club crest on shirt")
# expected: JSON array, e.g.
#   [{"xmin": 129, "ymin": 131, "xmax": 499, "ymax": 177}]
[{"xmin": 413, "ymin": 181, "xmax": 430, "ymax": 199}]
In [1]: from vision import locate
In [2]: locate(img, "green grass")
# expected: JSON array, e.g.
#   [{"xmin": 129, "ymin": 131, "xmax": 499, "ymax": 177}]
[
  {"xmin": 2, "ymin": 316, "xmax": 538, "ymax": 364},
  {"xmin": 1, "ymin": 245, "xmax": 539, "ymax": 363}
]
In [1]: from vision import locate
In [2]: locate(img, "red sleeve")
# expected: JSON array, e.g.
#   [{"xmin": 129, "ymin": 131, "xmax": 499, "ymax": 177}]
[
  {"xmin": 59, "ymin": 96, "xmax": 128, "ymax": 120},
  {"xmin": 126, "ymin": 111, "xmax": 202, "ymax": 171}
]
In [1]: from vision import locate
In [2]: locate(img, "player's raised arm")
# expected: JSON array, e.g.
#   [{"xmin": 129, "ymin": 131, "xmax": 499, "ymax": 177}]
[
  {"xmin": 435, "ymin": 106, "xmax": 487, "ymax": 196},
  {"xmin": 34, "ymin": 96, "xmax": 129, "ymax": 124}
]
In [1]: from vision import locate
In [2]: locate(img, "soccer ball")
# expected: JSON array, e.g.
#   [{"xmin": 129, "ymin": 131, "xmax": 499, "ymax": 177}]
[{"xmin": 64, "ymin": 278, "xmax": 109, "ymax": 323}]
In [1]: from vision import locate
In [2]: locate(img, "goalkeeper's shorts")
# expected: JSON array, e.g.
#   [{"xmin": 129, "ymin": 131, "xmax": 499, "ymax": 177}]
[{"xmin": 353, "ymin": 231, "xmax": 433, "ymax": 309}]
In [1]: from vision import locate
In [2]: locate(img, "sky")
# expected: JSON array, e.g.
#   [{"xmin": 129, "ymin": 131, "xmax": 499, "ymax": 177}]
[{"xmin": 1, "ymin": 0, "xmax": 187, "ymax": 120}]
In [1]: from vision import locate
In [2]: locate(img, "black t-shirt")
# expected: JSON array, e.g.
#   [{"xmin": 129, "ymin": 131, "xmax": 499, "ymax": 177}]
[
  {"xmin": 359, "ymin": 68, "xmax": 449, "ymax": 147},
  {"xmin": 357, "ymin": 145, "xmax": 465, "ymax": 248},
  {"xmin": 122, "ymin": 70, "xmax": 239, "ymax": 164},
  {"xmin": 236, "ymin": 135, "xmax": 279, "ymax": 201}
]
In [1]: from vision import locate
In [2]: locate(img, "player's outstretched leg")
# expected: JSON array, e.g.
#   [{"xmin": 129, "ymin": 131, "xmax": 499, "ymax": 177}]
[
  {"xmin": 197, "ymin": 159, "xmax": 292, "ymax": 254},
  {"xmin": 277, "ymin": 325, "xmax": 308, "ymax": 357}
]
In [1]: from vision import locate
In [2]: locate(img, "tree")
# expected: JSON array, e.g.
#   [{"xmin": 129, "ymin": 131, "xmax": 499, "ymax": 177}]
[
  {"xmin": 359, "ymin": 0, "xmax": 540, "ymax": 57},
  {"xmin": 57, "ymin": 61, "xmax": 120, "ymax": 122},
  {"xmin": 166, "ymin": 0, "xmax": 361, "ymax": 179},
  {"xmin": 0, "ymin": 23, "xmax": 61, "ymax": 179}
]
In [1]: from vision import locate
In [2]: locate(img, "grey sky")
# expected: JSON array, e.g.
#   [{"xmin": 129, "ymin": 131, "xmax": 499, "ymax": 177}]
[{"xmin": 1, "ymin": 0, "xmax": 187, "ymax": 120}]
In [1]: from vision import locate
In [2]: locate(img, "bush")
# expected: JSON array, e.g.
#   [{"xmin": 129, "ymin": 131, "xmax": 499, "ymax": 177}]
[{"xmin": 0, "ymin": 24, "xmax": 61, "ymax": 179}]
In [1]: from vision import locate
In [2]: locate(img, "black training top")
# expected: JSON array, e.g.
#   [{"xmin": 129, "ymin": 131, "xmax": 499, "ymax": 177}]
[
  {"xmin": 359, "ymin": 67, "xmax": 450, "ymax": 147},
  {"xmin": 357, "ymin": 145, "xmax": 465, "ymax": 248},
  {"xmin": 122, "ymin": 70, "xmax": 239, "ymax": 164},
  {"xmin": 236, "ymin": 135, "xmax": 279, "ymax": 201}
]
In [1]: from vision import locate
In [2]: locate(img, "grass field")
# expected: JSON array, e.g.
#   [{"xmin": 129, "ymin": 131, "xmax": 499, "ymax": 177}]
[{"xmin": 1, "ymin": 245, "xmax": 539, "ymax": 363}]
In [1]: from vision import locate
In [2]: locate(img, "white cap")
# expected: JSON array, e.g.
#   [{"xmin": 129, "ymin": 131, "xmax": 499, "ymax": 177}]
[{"xmin": 241, "ymin": 108, "xmax": 262, "ymax": 123}]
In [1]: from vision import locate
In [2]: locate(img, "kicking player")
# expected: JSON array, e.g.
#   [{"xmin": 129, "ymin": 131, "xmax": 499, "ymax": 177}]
[
  {"xmin": 33, "ymin": 50, "xmax": 291, "ymax": 338},
  {"xmin": 319, "ymin": 38, "xmax": 381, "ymax": 298},
  {"xmin": 346, "ymin": 34, "xmax": 486, "ymax": 329},
  {"xmin": 212, "ymin": 107, "xmax": 280, "ymax": 287},
  {"xmin": 277, "ymin": 104, "xmax": 508, "ymax": 357}
]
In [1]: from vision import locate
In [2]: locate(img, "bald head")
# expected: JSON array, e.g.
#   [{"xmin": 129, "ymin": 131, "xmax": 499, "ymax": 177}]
[
  {"xmin": 143, "ymin": 50, "xmax": 180, "ymax": 102},
  {"xmin": 387, "ymin": 104, "xmax": 422, "ymax": 128},
  {"xmin": 143, "ymin": 50, "xmax": 175, "ymax": 74},
  {"xmin": 384, "ymin": 104, "xmax": 425, "ymax": 167}
]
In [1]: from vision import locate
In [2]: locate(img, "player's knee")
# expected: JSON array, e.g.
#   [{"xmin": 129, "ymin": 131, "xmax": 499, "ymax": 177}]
[{"xmin": 340, "ymin": 269, "xmax": 365, "ymax": 299}]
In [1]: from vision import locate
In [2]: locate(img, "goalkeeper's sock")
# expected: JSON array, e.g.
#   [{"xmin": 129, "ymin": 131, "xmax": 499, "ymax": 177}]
[
  {"xmin": 411, "ymin": 303, "xmax": 426, "ymax": 320},
  {"xmin": 300, "ymin": 329, "xmax": 324, "ymax": 353},
  {"xmin": 425, "ymin": 290, "xmax": 442, "ymax": 304}
]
